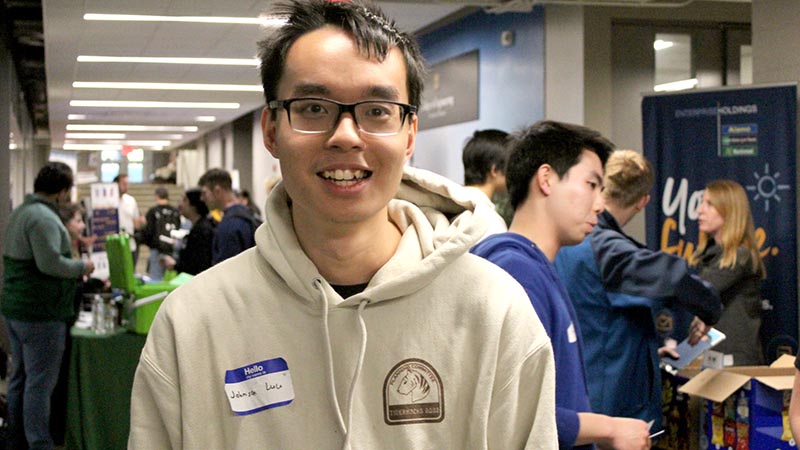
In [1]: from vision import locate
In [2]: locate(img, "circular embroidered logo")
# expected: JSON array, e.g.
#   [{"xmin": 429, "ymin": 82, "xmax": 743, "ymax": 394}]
[{"xmin": 383, "ymin": 358, "xmax": 444, "ymax": 425}]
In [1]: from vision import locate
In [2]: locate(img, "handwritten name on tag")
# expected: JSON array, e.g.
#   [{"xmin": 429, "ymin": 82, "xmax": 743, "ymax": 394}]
[{"xmin": 224, "ymin": 357, "xmax": 295, "ymax": 416}]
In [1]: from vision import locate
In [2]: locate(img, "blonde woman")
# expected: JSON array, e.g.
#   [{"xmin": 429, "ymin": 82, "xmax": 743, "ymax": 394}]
[{"xmin": 692, "ymin": 179, "xmax": 766, "ymax": 365}]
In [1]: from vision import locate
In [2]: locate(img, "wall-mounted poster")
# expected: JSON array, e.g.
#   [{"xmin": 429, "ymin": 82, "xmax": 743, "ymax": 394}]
[
  {"xmin": 418, "ymin": 50, "xmax": 479, "ymax": 130},
  {"xmin": 642, "ymin": 84, "xmax": 797, "ymax": 363}
]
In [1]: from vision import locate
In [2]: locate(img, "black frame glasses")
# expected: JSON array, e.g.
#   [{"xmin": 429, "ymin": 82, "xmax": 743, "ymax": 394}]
[{"xmin": 268, "ymin": 97, "xmax": 417, "ymax": 136}]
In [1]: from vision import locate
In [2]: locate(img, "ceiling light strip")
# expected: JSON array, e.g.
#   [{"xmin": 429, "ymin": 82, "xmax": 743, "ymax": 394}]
[
  {"xmin": 77, "ymin": 56, "xmax": 259, "ymax": 66},
  {"xmin": 73, "ymin": 81, "xmax": 262, "ymax": 92},
  {"xmin": 84, "ymin": 13, "xmax": 262, "ymax": 25},
  {"xmin": 65, "ymin": 133, "xmax": 126, "ymax": 139},
  {"xmin": 70, "ymin": 100, "xmax": 240, "ymax": 109},
  {"xmin": 66, "ymin": 125, "xmax": 198, "ymax": 132},
  {"xmin": 83, "ymin": 13, "xmax": 287, "ymax": 27}
]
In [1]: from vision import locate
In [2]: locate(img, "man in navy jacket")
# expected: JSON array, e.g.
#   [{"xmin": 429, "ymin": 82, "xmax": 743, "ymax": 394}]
[{"xmin": 554, "ymin": 150, "xmax": 721, "ymax": 427}]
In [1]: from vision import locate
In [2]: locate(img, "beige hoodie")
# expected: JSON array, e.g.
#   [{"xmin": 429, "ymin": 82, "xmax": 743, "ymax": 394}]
[{"xmin": 128, "ymin": 166, "xmax": 556, "ymax": 449}]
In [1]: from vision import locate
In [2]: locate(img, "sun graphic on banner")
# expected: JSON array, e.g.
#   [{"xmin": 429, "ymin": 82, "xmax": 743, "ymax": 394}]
[{"xmin": 745, "ymin": 163, "xmax": 791, "ymax": 213}]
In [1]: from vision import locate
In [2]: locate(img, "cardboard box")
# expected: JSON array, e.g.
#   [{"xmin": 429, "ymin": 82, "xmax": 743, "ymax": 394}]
[{"xmin": 678, "ymin": 354, "xmax": 797, "ymax": 450}]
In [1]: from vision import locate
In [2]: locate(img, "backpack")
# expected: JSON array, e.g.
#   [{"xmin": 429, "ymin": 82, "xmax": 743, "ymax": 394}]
[{"xmin": 146, "ymin": 205, "xmax": 182, "ymax": 253}]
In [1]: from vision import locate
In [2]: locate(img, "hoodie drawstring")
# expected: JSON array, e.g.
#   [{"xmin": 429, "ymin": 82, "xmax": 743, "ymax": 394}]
[
  {"xmin": 315, "ymin": 279, "xmax": 347, "ymax": 435},
  {"xmin": 342, "ymin": 299, "xmax": 369, "ymax": 450},
  {"xmin": 313, "ymin": 279, "xmax": 370, "ymax": 450}
]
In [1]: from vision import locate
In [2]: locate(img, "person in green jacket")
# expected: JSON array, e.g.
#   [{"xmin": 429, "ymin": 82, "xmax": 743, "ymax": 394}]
[{"xmin": 1, "ymin": 161, "xmax": 94, "ymax": 450}]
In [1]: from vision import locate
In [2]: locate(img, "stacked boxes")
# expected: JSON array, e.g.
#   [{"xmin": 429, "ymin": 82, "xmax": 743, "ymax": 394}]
[{"xmin": 679, "ymin": 354, "xmax": 796, "ymax": 450}]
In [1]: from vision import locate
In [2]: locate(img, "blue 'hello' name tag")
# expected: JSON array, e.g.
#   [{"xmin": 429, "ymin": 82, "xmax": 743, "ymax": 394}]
[{"xmin": 224, "ymin": 357, "xmax": 295, "ymax": 415}]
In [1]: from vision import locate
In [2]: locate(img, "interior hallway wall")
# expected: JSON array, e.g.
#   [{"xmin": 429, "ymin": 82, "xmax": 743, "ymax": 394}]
[{"xmin": 414, "ymin": 7, "xmax": 545, "ymax": 184}]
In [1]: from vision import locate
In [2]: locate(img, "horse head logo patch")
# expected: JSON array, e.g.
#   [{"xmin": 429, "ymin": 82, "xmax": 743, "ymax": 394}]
[{"xmin": 383, "ymin": 358, "xmax": 444, "ymax": 425}]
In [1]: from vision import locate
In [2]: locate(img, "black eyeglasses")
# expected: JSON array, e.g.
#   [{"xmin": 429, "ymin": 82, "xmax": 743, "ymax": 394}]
[{"xmin": 268, "ymin": 97, "xmax": 417, "ymax": 136}]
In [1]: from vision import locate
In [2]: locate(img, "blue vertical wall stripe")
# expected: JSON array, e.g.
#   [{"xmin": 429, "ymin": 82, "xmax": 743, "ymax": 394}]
[{"xmin": 414, "ymin": 7, "xmax": 545, "ymax": 183}]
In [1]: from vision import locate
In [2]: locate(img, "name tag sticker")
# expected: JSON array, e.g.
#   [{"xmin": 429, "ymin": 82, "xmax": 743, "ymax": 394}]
[
  {"xmin": 567, "ymin": 323, "xmax": 577, "ymax": 343},
  {"xmin": 224, "ymin": 357, "xmax": 295, "ymax": 416}
]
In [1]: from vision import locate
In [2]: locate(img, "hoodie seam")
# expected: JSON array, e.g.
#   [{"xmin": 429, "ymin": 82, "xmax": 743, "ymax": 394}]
[
  {"xmin": 495, "ymin": 338, "xmax": 550, "ymax": 394},
  {"xmin": 141, "ymin": 351, "xmax": 179, "ymax": 389}
]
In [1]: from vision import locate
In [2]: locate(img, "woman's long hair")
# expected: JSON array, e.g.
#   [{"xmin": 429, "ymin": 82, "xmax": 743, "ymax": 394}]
[{"xmin": 691, "ymin": 179, "xmax": 765, "ymax": 278}]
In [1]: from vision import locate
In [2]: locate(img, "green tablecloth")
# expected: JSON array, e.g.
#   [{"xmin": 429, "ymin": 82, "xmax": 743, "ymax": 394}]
[{"xmin": 65, "ymin": 327, "xmax": 146, "ymax": 450}]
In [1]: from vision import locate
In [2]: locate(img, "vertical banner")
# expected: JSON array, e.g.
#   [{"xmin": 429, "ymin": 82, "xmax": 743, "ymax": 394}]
[
  {"xmin": 643, "ymin": 84, "xmax": 797, "ymax": 363},
  {"xmin": 88, "ymin": 183, "xmax": 121, "ymax": 281}
]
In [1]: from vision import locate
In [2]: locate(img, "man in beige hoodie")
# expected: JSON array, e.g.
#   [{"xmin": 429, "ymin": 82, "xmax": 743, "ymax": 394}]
[{"xmin": 128, "ymin": 1, "xmax": 556, "ymax": 449}]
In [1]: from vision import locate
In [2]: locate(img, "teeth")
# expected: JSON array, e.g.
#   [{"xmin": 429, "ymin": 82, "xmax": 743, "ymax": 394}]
[{"xmin": 322, "ymin": 169, "xmax": 366, "ymax": 181}]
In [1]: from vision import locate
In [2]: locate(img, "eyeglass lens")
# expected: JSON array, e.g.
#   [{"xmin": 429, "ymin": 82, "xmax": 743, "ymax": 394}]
[{"xmin": 287, "ymin": 99, "xmax": 405, "ymax": 135}]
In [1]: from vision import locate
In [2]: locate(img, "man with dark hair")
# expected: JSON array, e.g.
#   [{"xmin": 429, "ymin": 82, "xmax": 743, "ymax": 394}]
[
  {"xmin": 2, "ymin": 161, "xmax": 94, "ymax": 449},
  {"xmin": 473, "ymin": 121, "xmax": 652, "ymax": 450},
  {"xmin": 554, "ymin": 150, "xmax": 721, "ymax": 427},
  {"xmin": 160, "ymin": 188, "xmax": 215, "ymax": 275},
  {"xmin": 143, "ymin": 186, "xmax": 182, "ymax": 280},
  {"xmin": 198, "ymin": 168, "xmax": 259, "ymax": 265},
  {"xmin": 462, "ymin": 129, "xmax": 510, "ymax": 236},
  {"xmin": 129, "ymin": 1, "xmax": 556, "ymax": 448}
]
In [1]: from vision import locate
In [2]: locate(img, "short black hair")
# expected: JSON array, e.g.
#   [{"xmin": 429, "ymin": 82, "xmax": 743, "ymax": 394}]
[
  {"xmin": 34, "ymin": 162, "xmax": 74, "ymax": 195},
  {"xmin": 198, "ymin": 168, "xmax": 232, "ymax": 192},
  {"xmin": 155, "ymin": 186, "xmax": 170, "ymax": 200},
  {"xmin": 258, "ymin": 0, "xmax": 426, "ymax": 114},
  {"xmin": 462, "ymin": 129, "xmax": 510, "ymax": 186},
  {"xmin": 185, "ymin": 188, "xmax": 210, "ymax": 217},
  {"xmin": 505, "ymin": 120, "xmax": 613, "ymax": 211},
  {"xmin": 112, "ymin": 173, "xmax": 128, "ymax": 183}
]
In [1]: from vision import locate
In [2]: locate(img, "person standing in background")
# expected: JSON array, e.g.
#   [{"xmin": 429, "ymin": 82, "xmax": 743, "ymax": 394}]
[
  {"xmin": 143, "ymin": 186, "xmax": 182, "ymax": 281},
  {"xmin": 554, "ymin": 150, "xmax": 721, "ymax": 427},
  {"xmin": 160, "ymin": 188, "xmax": 215, "ymax": 275},
  {"xmin": 128, "ymin": 1, "xmax": 556, "ymax": 448},
  {"xmin": 198, "ymin": 168, "xmax": 260, "ymax": 265},
  {"xmin": 114, "ymin": 173, "xmax": 145, "ymax": 266},
  {"xmin": 691, "ymin": 179, "xmax": 766, "ymax": 366},
  {"xmin": 462, "ymin": 129, "xmax": 510, "ymax": 236},
  {"xmin": 472, "ymin": 121, "xmax": 651, "ymax": 450},
  {"xmin": 2, "ymin": 162, "xmax": 95, "ymax": 450}
]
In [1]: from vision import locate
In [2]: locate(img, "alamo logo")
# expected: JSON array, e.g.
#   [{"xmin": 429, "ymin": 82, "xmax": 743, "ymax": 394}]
[{"xmin": 383, "ymin": 358, "xmax": 444, "ymax": 425}]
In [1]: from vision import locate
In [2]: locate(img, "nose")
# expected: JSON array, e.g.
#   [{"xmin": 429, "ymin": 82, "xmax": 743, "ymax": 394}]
[
  {"xmin": 592, "ymin": 191, "xmax": 606, "ymax": 214},
  {"xmin": 327, "ymin": 112, "xmax": 363, "ymax": 150}
]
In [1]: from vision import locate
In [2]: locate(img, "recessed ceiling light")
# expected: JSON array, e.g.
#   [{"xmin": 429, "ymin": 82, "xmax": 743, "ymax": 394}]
[
  {"xmin": 195, "ymin": 116, "xmax": 217, "ymax": 122},
  {"xmin": 654, "ymin": 40, "xmax": 674, "ymax": 51},
  {"xmin": 654, "ymin": 78, "xmax": 698, "ymax": 92},
  {"xmin": 66, "ymin": 125, "xmax": 199, "ymax": 132},
  {"xmin": 65, "ymin": 133, "xmax": 126, "ymax": 139},
  {"xmin": 73, "ymin": 81, "xmax": 262, "ymax": 92},
  {"xmin": 70, "ymin": 100, "xmax": 240, "ymax": 109},
  {"xmin": 77, "ymin": 55, "xmax": 259, "ymax": 66},
  {"xmin": 68, "ymin": 114, "xmax": 87, "ymax": 120}
]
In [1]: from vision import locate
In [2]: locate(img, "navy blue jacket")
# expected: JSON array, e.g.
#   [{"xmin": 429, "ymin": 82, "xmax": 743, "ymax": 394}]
[
  {"xmin": 212, "ymin": 204, "xmax": 258, "ymax": 265},
  {"xmin": 473, "ymin": 233, "xmax": 591, "ymax": 450},
  {"xmin": 554, "ymin": 210, "xmax": 721, "ymax": 425}
]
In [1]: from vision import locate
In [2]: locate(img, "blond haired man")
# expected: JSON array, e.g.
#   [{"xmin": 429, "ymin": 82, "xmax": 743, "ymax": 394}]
[{"xmin": 554, "ymin": 150, "xmax": 722, "ymax": 430}]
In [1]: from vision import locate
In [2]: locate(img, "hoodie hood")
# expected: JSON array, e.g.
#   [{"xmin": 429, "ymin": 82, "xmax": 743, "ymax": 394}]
[{"xmin": 255, "ymin": 165, "xmax": 494, "ymax": 306}]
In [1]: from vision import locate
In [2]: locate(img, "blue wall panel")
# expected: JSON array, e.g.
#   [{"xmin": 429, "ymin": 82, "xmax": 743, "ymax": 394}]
[{"xmin": 414, "ymin": 7, "xmax": 545, "ymax": 183}]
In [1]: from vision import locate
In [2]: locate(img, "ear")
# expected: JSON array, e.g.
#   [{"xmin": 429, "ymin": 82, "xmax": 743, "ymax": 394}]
[
  {"xmin": 403, "ymin": 114, "xmax": 418, "ymax": 161},
  {"xmin": 535, "ymin": 164, "xmax": 554, "ymax": 196},
  {"xmin": 261, "ymin": 107, "xmax": 279, "ymax": 159},
  {"xmin": 636, "ymin": 193, "xmax": 651, "ymax": 211}
]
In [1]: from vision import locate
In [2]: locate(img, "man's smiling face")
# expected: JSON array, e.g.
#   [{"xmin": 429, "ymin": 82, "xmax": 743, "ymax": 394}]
[{"xmin": 262, "ymin": 26, "xmax": 417, "ymax": 230}]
